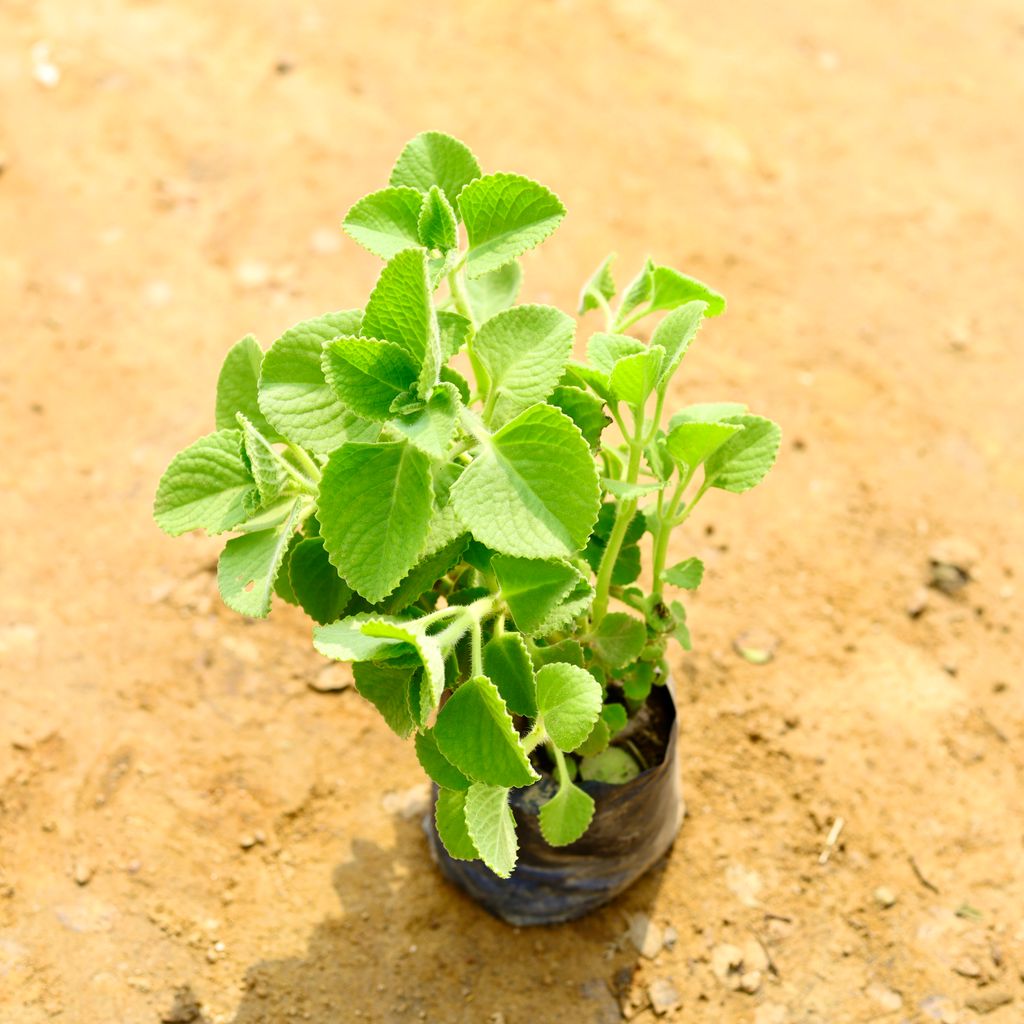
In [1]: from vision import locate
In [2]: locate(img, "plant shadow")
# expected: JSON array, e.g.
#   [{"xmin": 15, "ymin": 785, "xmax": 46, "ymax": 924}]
[{"xmin": 227, "ymin": 824, "xmax": 671, "ymax": 1023}]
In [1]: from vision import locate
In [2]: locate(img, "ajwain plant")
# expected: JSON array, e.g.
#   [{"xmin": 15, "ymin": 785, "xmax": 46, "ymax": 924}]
[{"xmin": 154, "ymin": 132, "xmax": 780, "ymax": 878}]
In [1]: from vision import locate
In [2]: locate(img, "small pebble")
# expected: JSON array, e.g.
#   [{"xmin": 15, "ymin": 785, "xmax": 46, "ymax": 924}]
[
  {"xmin": 73, "ymin": 861, "xmax": 94, "ymax": 886},
  {"xmin": 739, "ymin": 970, "xmax": 762, "ymax": 994},
  {"xmin": 866, "ymin": 982, "xmax": 903, "ymax": 1012},
  {"xmin": 929, "ymin": 537, "xmax": 979, "ymax": 594},
  {"xmin": 906, "ymin": 588, "xmax": 929, "ymax": 619},
  {"xmin": 309, "ymin": 664, "xmax": 352, "ymax": 693},
  {"xmin": 711, "ymin": 943, "xmax": 745, "ymax": 989},
  {"xmin": 627, "ymin": 912, "xmax": 663, "ymax": 959},
  {"xmin": 647, "ymin": 977, "xmax": 681, "ymax": 1016},
  {"xmin": 952, "ymin": 956, "xmax": 981, "ymax": 978},
  {"xmin": 238, "ymin": 834, "xmax": 256, "ymax": 850},
  {"xmin": 874, "ymin": 886, "xmax": 897, "ymax": 908}
]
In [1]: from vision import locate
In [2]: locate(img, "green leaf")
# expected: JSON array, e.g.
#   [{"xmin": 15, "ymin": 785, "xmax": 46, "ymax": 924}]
[
  {"xmin": 670, "ymin": 600, "xmax": 692, "ymax": 650},
  {"xmin": 578, "ymin": 253, "xmax": 616, "ymax": 315},
  {"xmin": 216, "ymin": 335, "xmax": 275, "ymax": 436},
  {"xmin": 609, "ymin": 342, "xmax": 664, "ymax": 411},
  {"xmin": 389, "ymin": 382, "xmax": 460, "ymax": 459},
  {"xmin": 586, "ymin": 332, "xmax": 647, "ymax": 376},
  {"xmin": 491, "ymin": 555, "xmax": 580, "ymax": 636},
  {"xmin": 651, "ymin": 301, "xmax": 706, "ymax": 385},
  {"xmin": 381, "ymin": 522, "xmax": 469, "ymax": 614},
  {"xmin": 668, "ymin": 402, "xmax": 748, "ymax": 429},
  {"xmin": 616, "ymin": 259, "xmax": 655, "ymax": 322},
  {"xmin": 274, "ymin": 532, "xmax": 302, "ymax": 605},
  {"xmin": 238, "ymin": 413, "xmax": 288, "ymax": 505},
  {"xmin": 217, "ymin": 499, "xmax": 303, "ymax": 617},
  {"xmin": 539, "ymin": 779, "xmax": 595, "ymax": 847},
  {"xmin": 258, "ymin": 311, "xmax": 379, "ymax": 453},
  {"xmin": 452, "ymin": 404, "xmax": 600, "ymax": 559},
  {"xmin": 360, "ymin": 618, "xmax": 446, "ymax": 723},
  {"xmin": 318, "ymin": 441, "xmax": 433, "ymax": 603},
  {"xmin": 473, "ymin": 305, "xmax": 576, "ymax": 427},
  {"xmin": 437, "ymin": 311, "xmax": 471, "ymax": 360},
  {"xmin": 465, "ymin": 261, "xmax": 522, "ymax": 323},
  {"xmin": 664, "ymin": 419, "xmax": 743, "ymax": 472},
  {"xmin": 390, "ymin": 131, "xmax": 482, "ymax": 212},
  {"xmin": 361, "ymin": 249, "xmax": 441, "ymax": 395},
  {"xmin": 433, "ymin": 676, "xmax": 539, "ymax": 788},
  {"xmin": 622, "ymin": 661, "xmax": 654, "ymax": 701},
  {"xmin": 417, "ymin": 184, "xmax": 458, "ymax": 251},
  {"xmin": 439, "ymin": 365, "xmax": 471, "ymax": 404},
  {"xmin": 535, "ymin": 662, "xmax": 603, "ymax": 752},
  {"xmin": 533, "ymin": 576, "xmax": 595, "ymax": 636},
  {"xmin": 434, "ymin": 788, "xmax": 479, "ymax": 860},
  {"xmin": 464, "ymin": 783, "xmax": 518, "ymax": 878},
  {"xmin": 548, "ymin": 386, "xmax": 609, "ymax": 450},
  {"xmin": 459, "ymin": 173, "xmax": 566, "ymax": 279},
  {"xmin": 314, "ymin": 613, "xmax": 412, "ymax": 662},
  {"xmin": 602, "ymin": 702, "xmax": 628, "ymax": 735},
  {"xmin": 482, "ymin": 632, "xmax": 537, "ymax": 717},
  {"xmin": 591, "ymin": 612, "xmax": 646, "ymax": 669},
  {"xmin": 342, "ymin": 186, "xmax": 424, "ymax": 259},
  {"xmin": 154, "ymin": 429, "xmax": 258, "ymax": 536},
  {"xmin": 663, "ymin": 556, "xmax": 704, "ymax": 590},
  {"xmin": 352, "ymin": 662, "xmax": 416, "ymax": 738},
  {"xmin": 288, "ymin": 537, "xmax": 353, "ymax": 624},
  {"xmin": 416, "ymin": 730, "xmax": 470, "ymax": 790},
  {"xmin": 321, "ymin": 336, "xmax": 418, "ymax": 421},
  {"xmin": 649, "ymin": 265, "xmax": 725, "ymax": 317},
  {"xmin": 573, "ymin": 716, "xmax": 610, "ymax": 757},
  {"xmin": 703, "ymin": 415, "xmax": 782, "ymax": 492},
  {"xmin": 600, "ymin": 478, "xmax": 664, "ymax": 500},
  {"xmin": 530, "ymin": 639, "xmax": 585, "ymax": 669},
  {"xmin": 579, "ymin": 747, "xmax": 641, "ymax": 784}
]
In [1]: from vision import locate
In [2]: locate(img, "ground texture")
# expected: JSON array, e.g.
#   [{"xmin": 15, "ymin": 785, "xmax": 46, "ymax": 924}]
[{"xmin": 2, "ymin": 2, "xmax": 1023, "ymax": 1022}]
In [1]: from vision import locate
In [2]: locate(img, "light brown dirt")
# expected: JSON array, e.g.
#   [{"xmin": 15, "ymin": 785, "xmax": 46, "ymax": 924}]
[{"xmin": 2, "ymin": 2, "xmax": 1023, "ymax": 1022}]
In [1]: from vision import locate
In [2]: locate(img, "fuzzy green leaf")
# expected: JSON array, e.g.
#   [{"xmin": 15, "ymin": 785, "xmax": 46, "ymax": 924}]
[
  {"xmin": 352, "ymin": 662, "xmax": 417, "ymax": 738},
  {"xmin": 258, "ymin": 310, "xmax": 379, "ymax": 453},
  {"xmin": 535, "ymin": 662, "xmax": 603, "ymax": 752},
  {"xmin": 617, "ymin": 259, "xmax": 655, "ymax": 322},
  {"xmin": 665, "ymin": 419, "xmax": 744, "ymax": 472},
  {"xmin": 668, "ymin": 402, "xmax": 748, "ymax": 429},
  {"xmin": 580, "ymin": 747, "xmax": 641, "ymax": 784},
  {"xmin": 433, "ymin": 676, "xmax": 539, "ymax": 788},
  {"xmin": 662, "ymin": 556, "xmax": 704, "ymax": 590},
  {"xmin": 602, "ymin": 702, "xmax": 628, "ymax": 735},
  {"xmin": 586, "ymin": 332, "xmax": 647, "ymax": 376},
  {"xmin": 573, "ymin": 717, "xmax": 611, "ymax": 757},
  {"xmin": 600, "ymin": 478, "xmax": 664, "ymax": 500},
  {"xmin": 649, "ymin": 265, "xmax": 725, "ymax": 317},
  {"xmin": 437, "ymin": 311, "xmax": 471, "ymax": 360},
  {"xmin": 609, "ymin": 345, "xmax": 664, "ymax": 408},
  {"xmin": 578, "ymin": 253, "xmax": 616, "ymax": 315},
  {"xmin": 548, "ymin": 386, "xmax": 609, "ymax": 450},
  {"xmin": 389, "ymin": 382, "xmax": 460, "ymax": 459},
  {"xmin": 464, "ymin": 783, "xmax": 517, "ymax": 878},
  {"xmin": 651, "ymin": 301, "xmax": 706, "ymax": 384},
  {"xmin": 562, "ymin": 361, "xmax": 613, "ymax": 402},
  {"xmin": 465, "ymin": 261, "xmax": 522, "ymax": 323},
  {"xmin": 491, "ymin": 555, "xmax": 580, "ymax": 636},
  {"xmin": 360, "ymin": 618, "xmax": 446, "ymax": 723},
  {"xmin": 342, "ymin": 186, "xmax": 424, "ymax": 259},
  {"xmin": 318, "ymin": 441, "xmax": 433, "ymax": 602},
  {"xmin": 417, "ymin": 185, "xmax": 458, "ymax": 251},
  {"xmin": 321, "ymin": 336, "xmax": 418, "ymax": 421},
  {"xmin": 459, "ymin": 173, "xmax": 565, "ymax": 279},
  {"xmin": 532, "ymin": 577, "xmax": 595, "ymax": 636},
  {"xmin": 216, "ymin": 335, "xmax": 276, "ymax": 436},
  {"xmin": 217, "ymin": 499, "xmax": 303, "ymax": 618},
  {"xmin": 288, "ymin": 537, "xmax": 353, "ymax": 624},
  {"xmin": 381, "ymin": 522, "xmax": 469, "ymax": 614},
  {"xmin": 703, "ymin": 415, "xmax": 782, "ymax": 493},
  {"xmin": 390, "ymin": 132, "xmax": 482, "ymax": 212},
  {"xmin": 670, "ymin": 600, "xmax": 692, "ymax": 650},
  {"xmin": 314, "ymin": 613, "xmax": 411, "ymax": 663},
  {"xmin": 416, "ymin": 729, "xmax": 470, "ymax": 790},
  {"xmin": 452, "ymin": 404, "xmax": 600, "ymax": 559},
  {"xmin": 591, "ymin": 612, "xmax": 646, "ymax": 669},
  {"xmin": 154, "ymin": 429, "xmax": 258, "ymax": 536},
  {"xmin": 238, "ymin": 413, "xmax": 288, "ymax": 505},
  {"xmin": 482, "ymin": 632, "xmax": 537, "ymax": 717},
  {"xmin": 530, "ymin": 639, "xmax": 585, "ymax": 669},
  {"xmin": 539, "ymin": 779, "xmax": 595, "ymax": 847},
  {"xmin": 434, "ymin": 788, "xmax": 479, "ymax": 860}
]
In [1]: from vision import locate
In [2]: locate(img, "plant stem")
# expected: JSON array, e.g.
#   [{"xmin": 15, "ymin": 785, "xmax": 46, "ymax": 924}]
[
  {"xmin": 469, "ymin": 617, "xmax": 483, "ymax": 677},
  {"xmin": 549, "ymin": 742, "xmax": 570, "ymax": 786},
  {"xmin": 522, "ymin": 721, "xmax": 547, "ymax": 754},
  {"xmin": 287, "ymin": 443, "xmax": 322, "ymax": 483},
  {"xmin": 447, "ymin": 269, "xmax": 476, "ymax": 327}
]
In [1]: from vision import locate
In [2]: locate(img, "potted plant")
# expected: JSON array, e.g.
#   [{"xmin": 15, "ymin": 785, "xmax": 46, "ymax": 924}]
[{"xmin": 154, "ymin": 132, "xmax": 780, "ymax": 926}]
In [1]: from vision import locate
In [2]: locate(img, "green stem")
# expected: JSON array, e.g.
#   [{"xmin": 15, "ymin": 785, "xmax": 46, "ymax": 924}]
[
  {"xmin": 612, "ymin": 304, "xmax": 651, "ymax": 334},
  {"xmin": 522, "ymin": 721, "xmax": 547, "ymax": 754},
  {"xmin": 469, "ymin": 617, "xmax": 483, "ymax": 677},
  {"xmin": 549, "ymin": 742, "xmax": 570, "ymax": 785},
  {"xmin": 287, "ymin": 443, "xmax": 322, "ymax": 483},
  {"xmin": 595, "ymin": 292, "xmax": 615, "ymax": 331},
  {"xmin": 447, "ymin": 268, "xmax": 476, "ymax": 327}
]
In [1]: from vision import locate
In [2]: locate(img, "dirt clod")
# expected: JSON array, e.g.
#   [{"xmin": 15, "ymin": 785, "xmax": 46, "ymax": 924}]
[{"xmin": 965, "ymin": 991, "xmax": 1013, "ymax": 1015}]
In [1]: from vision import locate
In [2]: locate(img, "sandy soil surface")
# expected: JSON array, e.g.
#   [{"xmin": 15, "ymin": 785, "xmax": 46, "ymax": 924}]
[{"xmin": 2, "ymin": 2, "xmax": 1023, "ymax": 1021}]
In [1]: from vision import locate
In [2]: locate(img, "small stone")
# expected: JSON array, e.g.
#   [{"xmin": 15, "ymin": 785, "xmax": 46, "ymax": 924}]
[
  {"xmin": 309, "ymin": 664, "xmax": 352, "ymax": 693},
  {"xmin": 73, "ymin": 861, "xmax": 93, "ymax": 886},
  {"xmin": 648, "ymin": 977, "xmax": 681, "ymax": 1016},
  {"xmin": 866, "ymin": 982, "xmax": 903, "ymax": 1012},
  {"xmin": 382, "ymin": 784, "xmax": 431, "ymax": 821},
  {"xmin": 733, "ymin": 629, "xmax": 778, "ymax": 665},
  {"xmin": 711, "ymin": 943, "xmax": 745, "ymax": 989},
  {"xmin": 579, "ymin": 978, "xmax": 621, "ymax": 1024},
  {"xmin": 238, "ymin": 834, "xmax": 256, "ymax": 850},
  {"xmin": 741, "ymin": 938, "xmax": 769, "ymax": 973},
  {"xmin": 906, "ymin": 588, "xmax": 930, "ymax": 619},
  {"xmin": 874, "ymin": 886, "xmax": 897, "ymax": 908},
  {"xmin": 929, "ymin": 537, "xmax": 979, "ymax": 594},
  {"xmin": 234, "ymin": 260, "xmax": 271, "ymax": 290},
  {"xmin": 965, "ymin": 991, "xmax": 1012, "ymax": 1015},
  {"xmin": 952, "ymin": 956, "xmax": 982, "ymax": 978},
  {"xmin": 725, "ymin": 863, "xmax": 763, "ymax": 907},
  {"xmin": 627, "ymin": 912, "xmax": 664, "ymax": 959},
  {"xmin": 739, "ymin": 970, "xmax": 762, "ymax": 994}
]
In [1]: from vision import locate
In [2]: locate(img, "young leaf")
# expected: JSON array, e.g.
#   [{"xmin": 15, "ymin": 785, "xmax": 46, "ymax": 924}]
[
  {"xmin": 465, "ymin": 261, "xmax": 522, "ymax": 323},
  {"xmin": 459, "ymin": 173, "xmax": 566, "ymax": 279},
  {"xmin": 491, "ymin": 555, "xmax": 580, "ymax": 636},
  {"xmin": 318, "ymin": 441, "xmax": 433, "ymax": 602},
  {"xmin": 342, "ymin": 186, "xmax": 424, "ymax": 259},
  {"xmin": 703, "ymin": 415, "xmax": 782, "ymax": 493},
  {"xmin": 482, "ymin": 632, "xmax": 537, "ymax": 717},
  {"xmin": 437, "ymin": 311, "xmax": 471, "ymax": 360},
  {"xmin": 416, "ymin": 729, "xmax": 470, "ymax": 790},
  {"xmin": 288, "ymin": 537, "xmax": 353, "ymax": 624},
  {"xmin": 609, "ymin": 346, "xmax": 665, "ymax": 408},
  {"xmin": 321, "ymin": 336, "xmax": 418, "ymax": 421},
  {"xmin": 435, "ymin": 788, "xmax": 480, "ymax": 860},
  {"xmin": 274, "ymin": 531, "xmax": 303, "ymax": 605},
  {"xmin": 389, "ymin": 382, "xmax": 460, "ymax": 459},
  {"xmin": 648, "ymin": 265, "xmax": 725, "ymax": 317},
  {"xmin": 602, "ymin": 702, "xmax": 628, "ymax": 735},
  {"xmin": 591, "ymin": 612, "xmax": 646, "ymax": 669},
  {"xmin": 238, "ymin": 413, "xmax": 288, "ymax": 505},
  {"xmin": 389, "ymin": 131, "xmax": 482, "ymax": 212},
  {"xmin": 314, "ymin": 613, "xmax": 412, "ymax": 663},
  {"xmin": 548, "ymin": 386, "xmax": 609, "ymax": 450},
  {"xmin": 616, "ymin": 258, "xmax": 655, "ymax": 323},
  {"xmin": 578, "ymin": 253, "xmax": 616, "ymax": 315},
  {"xmin": 352, "ymin": 662, "xmax": 417, "ymax": 738},
  {"xmin": 530, "ymin": 639, "xmax": 585, "ymax": 669},
  {"xmin": 670, "ymin": 600, "xmax": 692, "ymax": 650},
  {"xmin": 561, "ymin": 361, "xmax": 613, "ymax": 402},
  {"xmin": 217, "ymin": 498, "xmax": 304, "ymax": 618},
  {"xmin": 600, "ymin": 479, "xmax": 664, "ymax": 501},
  {"xmin": 258, "ymin": 310, "xmax": 379, "ymax": 453},
  {"xmin": 381, "ymin": 522, "xmax": 469, "ymax": 614},
  {"xmin": 586, "ymin": 332, "xmax": 647, "ymax": 376},
  {"xmin": 573, "ymin": 716, "xmax": 611, "ymax": 757},
  {"xmin": 532, "ymin": 576, "xmax": 595, "ymax": 636},
  {"xmin": 664, "ymin": 419, "xmax": 743, "ymax": 472},
  {"xmin": 360, "ymin": 248, "xmax": 441, "ymax": 395},
  {"xmin": 651, "ymin": 300, "xmax": 706, "ymax": 385},
  {"xmin": 668, "ymin": 402, "xmax": 747, "ymax": 429},
  {"xmin": 451, "ymin": 404, "xmax": 600, "ymax": 560},
  {"xmin": 535, "ymin": 662, "xmax": 603, "ymax": 752},
  {"xmin": 464, "ymin": 783, "xmax": 518, "ymax": 878},
  {"xmin": 471, "ymin": 305, "xmax": 575, "ymax": 427},
  {"xmin": 433, "ymin": 676, "xmax": 539, "ymax": 788},
  {"xmin": 360, "ymin": 618, "xmax": 446, "ymax": 723},
  {"xmin": 154, "ymin": 429, "xmax": 258, "ymax": 536},
  {"xmin": 579, "ymin": 747, "xmax": 641, "ymax": 784},
  {"xmin": 662, "ymin": 556, "xmax": 704, "ymax": 590},
  {"xmin": 216, "ymin": 335, "xmax": 275, "ymax": 436},
  {"xmin": 539, "ymin": 778, "xmax": 595, "ymax": 847},
  {"xmin": 417, "ymin": 184, "xmax": 458, "ymax": 252}
]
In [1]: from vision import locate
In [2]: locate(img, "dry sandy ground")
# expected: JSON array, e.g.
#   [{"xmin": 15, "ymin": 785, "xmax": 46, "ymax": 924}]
[{"xmin": 2, "ymin": 2, "xmax": 1023, "ymax": 1022}]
